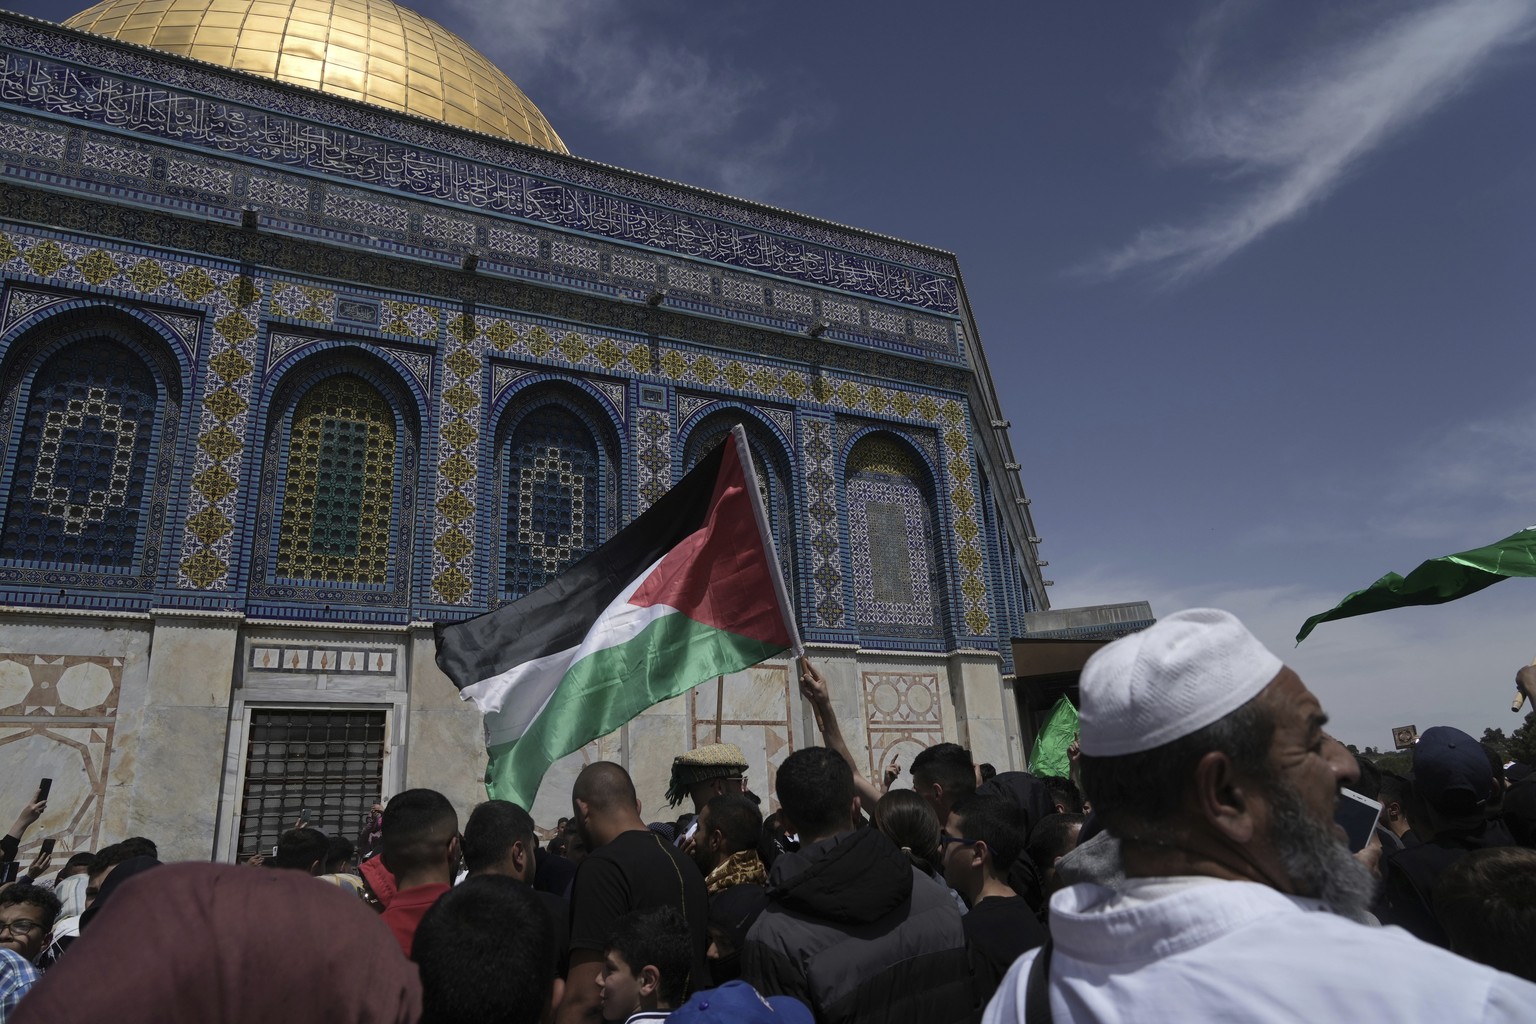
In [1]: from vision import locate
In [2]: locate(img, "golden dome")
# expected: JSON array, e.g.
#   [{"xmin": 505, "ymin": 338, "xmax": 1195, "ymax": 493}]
[{"xmin": 63, "ymin": 0, "xmax": 567, "ymax": 152}]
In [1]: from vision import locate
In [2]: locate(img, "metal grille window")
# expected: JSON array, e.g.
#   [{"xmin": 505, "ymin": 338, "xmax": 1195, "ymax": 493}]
[{"xmin": 238, "ymin": 708, "xmax": 386, "ymax": 858}]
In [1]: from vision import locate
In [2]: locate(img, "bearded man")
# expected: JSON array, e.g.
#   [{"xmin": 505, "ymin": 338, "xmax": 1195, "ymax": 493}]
[{"xmin": 984, "ymin": 608, "xmax": 1536, "ymax": 1023}]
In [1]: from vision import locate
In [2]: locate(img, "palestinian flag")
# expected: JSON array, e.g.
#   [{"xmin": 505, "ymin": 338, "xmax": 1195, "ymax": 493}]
[{"xmin": 435, "ymin": 425, "xmax": 800, "ymax": 808}]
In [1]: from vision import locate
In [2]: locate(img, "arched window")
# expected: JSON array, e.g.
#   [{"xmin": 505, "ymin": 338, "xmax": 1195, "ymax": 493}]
[
  {"xmin": 845, "ymin": 434, "xmax": 943, "ymax": 638},
  {"xmin": 1, "ymin": 337, "xmax": 160, "ymax": 569},
  {"xmin": 499, "ymin": 391, "xmax": 619, "ymax": 600},
  {"xmin": 274, "ymin": 374, "xmax": 397, "ymax": 586},
  {"xmin": 683, "ymin": 411, "xmax": 795, "ymax": 598}
]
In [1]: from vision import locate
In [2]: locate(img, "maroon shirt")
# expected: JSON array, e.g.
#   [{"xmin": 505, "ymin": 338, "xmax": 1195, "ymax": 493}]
[{"xmin": 381, "ymin": 883, "xmax": 451, "ymax": 957}]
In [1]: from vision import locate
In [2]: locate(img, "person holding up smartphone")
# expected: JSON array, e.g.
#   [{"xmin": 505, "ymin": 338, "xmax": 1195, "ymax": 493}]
[{"xmin": 1, "ymin": 783, "xmax": 49, "ymax": 867}]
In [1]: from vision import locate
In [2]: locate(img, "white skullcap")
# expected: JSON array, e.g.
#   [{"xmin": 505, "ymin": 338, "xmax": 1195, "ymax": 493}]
[{"xmin": 1078, "ymin": 608, "xmax": 1283, "ymax": 757}]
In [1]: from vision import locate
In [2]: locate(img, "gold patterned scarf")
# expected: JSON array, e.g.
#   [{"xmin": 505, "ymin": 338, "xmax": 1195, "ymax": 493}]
[{"xmin": 704, "ymin": 849, "xmax": 767, "ymax": 895}]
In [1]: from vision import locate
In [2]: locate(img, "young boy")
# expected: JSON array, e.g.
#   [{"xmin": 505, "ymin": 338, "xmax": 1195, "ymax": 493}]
[{"xmin": 599, "ymin": 906, "xmax": 692, "ymax": 1023}]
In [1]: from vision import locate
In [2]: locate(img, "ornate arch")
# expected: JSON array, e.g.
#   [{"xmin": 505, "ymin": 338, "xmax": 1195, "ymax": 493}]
[
  {"xmin": 491, "ymin": 379, "xmax": 621, "ymax": 601},
  {"xmin": 679, "ymin": 404, "xmax": 798, "ymax": 603},
  {"xmin": 841, "ymin": 429, "xmax": 945, "ymax": 641},
  {"xmin": 0, "ymin": 305, "xmax": 185, "ymax": 592},
  {"xmin": 248, "ymin": 350, "xmax": 419, "ymax": 611}
]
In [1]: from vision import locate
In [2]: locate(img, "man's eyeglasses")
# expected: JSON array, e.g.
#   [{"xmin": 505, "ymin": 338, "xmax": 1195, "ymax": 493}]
[
  {"xmin": 938, "ymin": 833, "xmax": 979, "ymax": 847},
  {"xmin": 0, "ymin": 919, "xmax": 42, "ymax": 937}
]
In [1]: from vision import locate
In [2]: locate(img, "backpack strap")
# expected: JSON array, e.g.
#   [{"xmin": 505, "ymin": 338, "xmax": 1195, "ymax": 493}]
[{"xmin": 1024, "ymin": 937, "xmax": 1054, "ymax": 1024}]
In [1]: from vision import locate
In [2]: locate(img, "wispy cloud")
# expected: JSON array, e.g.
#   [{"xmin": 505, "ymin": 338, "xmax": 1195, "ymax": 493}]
[
  {"xmin": 440, "ymin": 0, "xmax": 813, "ymax": 200},
  {"xmin": 1242, "ymin": 396, "xmax": 1536, "ymax": 549},
  {"xmin": 1083, "ymin": 0, "xmax": 1536, "ymax": 286}
]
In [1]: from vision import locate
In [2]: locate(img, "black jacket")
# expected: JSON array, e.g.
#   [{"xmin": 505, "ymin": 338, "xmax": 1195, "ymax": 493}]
[{"xmin": 741, "ymin": 827, "xmax": 980, "ymax": 1024}]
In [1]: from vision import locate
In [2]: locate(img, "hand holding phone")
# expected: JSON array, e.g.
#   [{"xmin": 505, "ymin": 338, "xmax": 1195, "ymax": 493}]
[{"xmin": 1335, "ymin": 788, "xmax": 1384, "ymax": 853}]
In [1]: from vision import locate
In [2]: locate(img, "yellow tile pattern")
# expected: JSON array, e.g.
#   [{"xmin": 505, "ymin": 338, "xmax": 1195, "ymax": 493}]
[{"xmin": 63, "ymin": 0, "xmax": 568, "ymax": 151}]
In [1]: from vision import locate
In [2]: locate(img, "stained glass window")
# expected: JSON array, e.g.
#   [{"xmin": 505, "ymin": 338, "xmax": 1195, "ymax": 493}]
[
  {"xmin": 683, "ymin": 414, "xmax": 795, "ymax": 596},
  {"xmin": 275, "ymin": 375, "xmax": 397, "ymax": 585},
  {"xmin": 503, "ymin": 402, "xmax": 611, "ymax": 599},
  {"xmin": 0, "ymin": 338, "xmax": 158, "ymax": 568},
  {"xmin": 846, "ymin": 435, "xmax": 942, "ymax": 637}
]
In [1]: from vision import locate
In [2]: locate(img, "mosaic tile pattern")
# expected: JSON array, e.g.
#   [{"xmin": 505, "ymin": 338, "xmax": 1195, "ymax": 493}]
[
  {"xmin": 0, "ymin": 288, "xmax": 66, "ymax": 334},
  {"xmin": 0, "ymin": 232, "xmax": 262, "ymax": 592},
  {"xmin": 269, "ymin": 281, "xmax": 338, "ymax": 324},
  {"xmin": 0, "ymin": 35, "xmax": 960, "ymax": 314},
  {"xmin": 0, "ymin": 219, "xmax": 992, "ymax": 636},
  {"xmin": 470, "ymin": 317, "xmax": 953, "ymax": 425},
  {"xmin": 432, "ymin": 311, "xmax": 482, "ymax": 604},
  {"xmin": 0, "ymin": 242, "xmax": 284, "ymax": 592},
  {"xmin": 382, "ymin": 300, "xmax": 441, "ymax": 341},
  {"xmin": 492, "ymin": 365, "xmax": 535, "ymax": 404},
  {"xmin": 0, "ymin": 339, "xmax": 156, "ymax": 566},
  {"xmin": 150, "ymin": 311, "xmax": 203, "ymax": 363},
  {"xmin": 846, "ymin": 438, "xmax": 941, "ymax": 637},
  {"xmin": 504, "ymin": 405, "xmax": 601, "ymax": 598},
  {"xmin": 801, "ymin": 417, "xmax": 843, "ymax": 628},
  {"xmin": 176, "ymin": 262, "xmax": 264, "ymax": 590},
  {"xmin": 247, "ymin": 361, "xmax": 418, "ymax": 612},
  {"xmin": 2, "ymin": 182, "xmax": 972, "ymax": 394},
  {"xmin": 937, "ymin": 406, "xmax": 990, "ymax": 636},
  {"xmin": 274, "ymin": 375, "xmax": 396, "ymax": 585},
  {"xmin": 862, "ymin": 671, "xmax": 944, "ymax": 784},
  {"xmin": 634, "ymin": 409, "xmax": 672, "ymax": 512}
]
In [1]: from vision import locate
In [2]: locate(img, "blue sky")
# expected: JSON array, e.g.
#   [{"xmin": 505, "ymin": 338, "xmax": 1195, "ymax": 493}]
[{"xmin": 19, "ymin": 0, "xmax": 1536, "ymax": 750}]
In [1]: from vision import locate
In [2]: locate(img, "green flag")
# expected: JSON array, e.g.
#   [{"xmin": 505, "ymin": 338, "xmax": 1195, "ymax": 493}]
[
  {"xmin": 1029, "ymin": 695, "xmax": 1079, "ymax": 778},
  {"xmin": 1296, "ymin": 525, "xmax": 1536, "ymax": 643}
]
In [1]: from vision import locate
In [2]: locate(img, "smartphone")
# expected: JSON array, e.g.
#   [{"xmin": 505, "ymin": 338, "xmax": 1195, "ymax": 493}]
[
  {"xmin": 683, "ymin": 818, "xmax": 700, "ymax": 843},
  {"xmin": 1335, "ymin": 788, "xmax": 1383, "ymax": 852},
  {"xmin": 40, "ymin": 838, "xmax": 55, "ymax": 857},
  {"xmin": 0, "ymin": 862, "xmax": 17, "ymax": 884},
  {"xmin": 37, "ymin": 778, "xmax": 51, "ymax": 801}
]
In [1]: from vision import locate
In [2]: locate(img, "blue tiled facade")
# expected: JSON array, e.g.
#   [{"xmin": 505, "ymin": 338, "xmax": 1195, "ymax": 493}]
[{"xmin": 0, "ymin": 12, "xmax": 1045, "ymax": 662}]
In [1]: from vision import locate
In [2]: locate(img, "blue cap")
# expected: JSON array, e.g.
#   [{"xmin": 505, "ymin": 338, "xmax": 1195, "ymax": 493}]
[
  {"xmin": 1413, "ymin": 726, "xmax": 1491, "ymax": 816},
  {"xmin": 667, "ymin": 982, "xmax": 813, "ymax": 1024}
]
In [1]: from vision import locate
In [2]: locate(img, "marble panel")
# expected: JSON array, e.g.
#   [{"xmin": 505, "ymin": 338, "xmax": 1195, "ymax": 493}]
[
  {"xmin": 862, "ymin": 669, "xmax": 945, "ymax": 784},
  {"xmin": 528, "ymin": 735, "xmax": 625, "ymax": 832},
  {"xmin": 629, "ymin": 694, "xmax": 691, "ymax": 820},
  {"xmin": 403, "ymin": 628, "xmax": 482, "ymax": 823},
  {"xmin": 687, "ymin": 662, "xmax": 796, "ymax": 813},
  {"xmin": 401, "ymin": 705, "xmax": 484, "ymax": 823},
  {"xmin": 110, "ymin": 704, "xmax": 228, "ymax": 862},
  {"xmin": 144, "ymin": 615, "xmax": 241, "ymax": 708},
  {"xmin": 0, "ymin": 649, "xmax": 132, "ymax": 860}
]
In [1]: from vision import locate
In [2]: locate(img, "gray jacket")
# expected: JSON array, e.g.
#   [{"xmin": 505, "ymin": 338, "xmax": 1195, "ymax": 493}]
[{"xmin": 741, "ymin": 827, "xmax": 979, "ymax": 1024}]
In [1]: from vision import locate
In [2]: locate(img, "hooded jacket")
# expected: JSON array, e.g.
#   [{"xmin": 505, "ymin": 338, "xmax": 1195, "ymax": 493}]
[{"xmin": 741, "ymin": 826, "xmax": 979, "ymax": 1024}]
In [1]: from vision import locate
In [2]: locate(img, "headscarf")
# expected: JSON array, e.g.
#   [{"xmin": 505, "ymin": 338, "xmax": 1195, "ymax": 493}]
[
  {"xmin": 42, "ymin": 873, "xmax": 88, "ymax": 961},
  {"xmin": 53, "ymin": 873, "xmax": 87, "ymax": 923},
  {"xmin": 13, "ymin": 863, "xmax": 420, "ymax": 1024}
]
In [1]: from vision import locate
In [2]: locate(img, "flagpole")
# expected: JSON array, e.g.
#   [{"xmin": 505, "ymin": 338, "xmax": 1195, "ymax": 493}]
[{"xmin": 732, "ymin": 424, "xmax": 804, "ymax": 658}]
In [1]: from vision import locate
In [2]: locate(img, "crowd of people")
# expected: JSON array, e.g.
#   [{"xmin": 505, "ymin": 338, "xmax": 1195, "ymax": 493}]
[{"xmin": 4, "ymin": 610, "xmax": 1536, "ymax": 1022}]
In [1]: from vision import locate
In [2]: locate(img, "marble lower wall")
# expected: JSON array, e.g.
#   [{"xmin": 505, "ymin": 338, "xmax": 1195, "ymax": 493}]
[{"xmin": 0, "ymin": 612, "xmax": 1020, "ymax": 856}]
